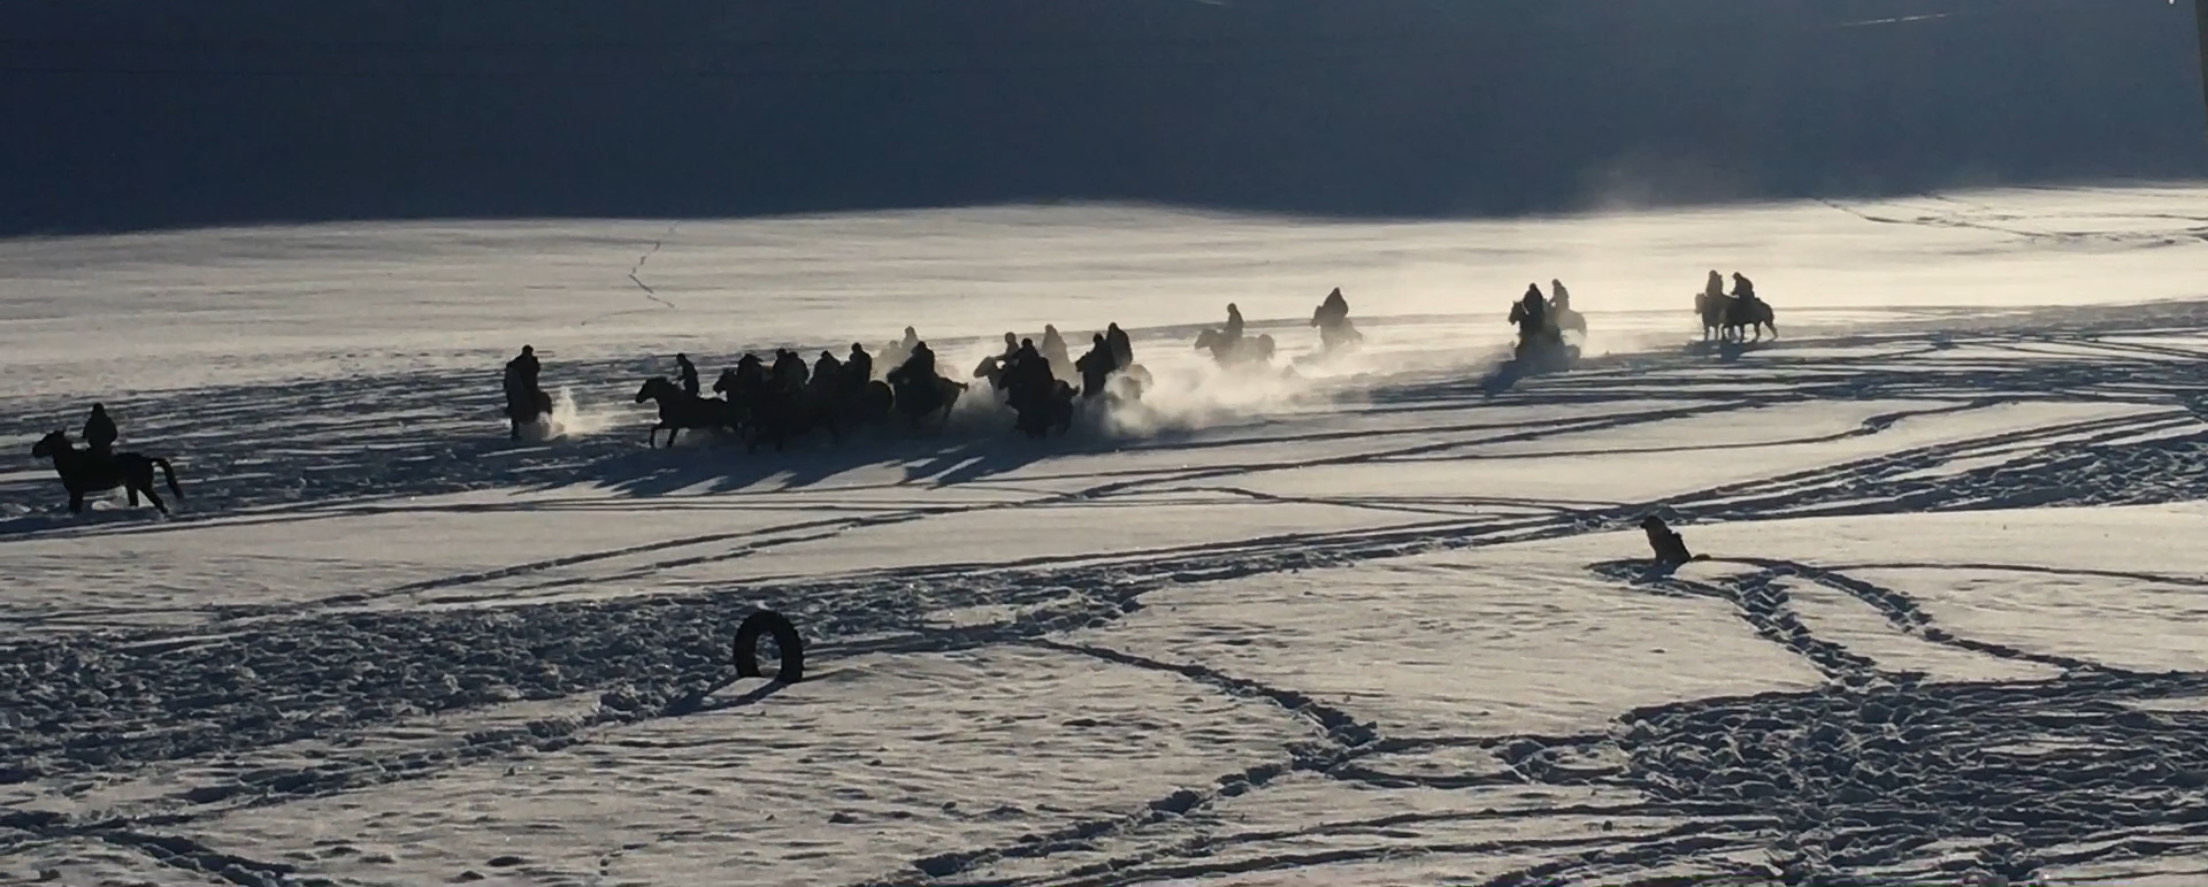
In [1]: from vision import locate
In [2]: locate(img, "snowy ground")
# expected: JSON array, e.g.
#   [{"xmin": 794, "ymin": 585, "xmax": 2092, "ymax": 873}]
[{"xmin": 5, "ymin": 185, "xmax": 2208, "ymax": 886}]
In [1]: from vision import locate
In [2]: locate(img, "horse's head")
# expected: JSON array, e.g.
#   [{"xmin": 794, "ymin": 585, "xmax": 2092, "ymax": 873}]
[
  {"xmin": 634, "ymin": 376, "xmax": 669, "ymax": 403},
  {"xmin": 1194, "ymin": 328, "xmax": 1218, "ymax": 350},
  {"xmin": 30, "ymin": 430, "xmax": 68, "ymax": 460}
]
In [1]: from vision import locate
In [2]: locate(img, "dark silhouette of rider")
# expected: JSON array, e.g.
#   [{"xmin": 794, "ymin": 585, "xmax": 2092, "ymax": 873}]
[
  {"xmin": 675, "ymin": 353, "xmax": 700, "ymax": 397},
  {"xmin": 845, "ymin": 343, "xmax": 873, "ymax": 390},
  {"xmin": 810, "ymin": 351, "xmax": 844, "ymax": 397},
  {"xmin": 1224, "ymin": 303, "xmax": 1246, "ymax": 342},
  {"xmin": 1106, "ymin": 323, "xmax": 1134, "ymax": 372},
  {"xmin": 771, "ymin": 349, "xmax": 809, "ymax": 394},
  {"xmin": 1549, "ymin": 279, "xmax": 1572, "ymax": 312},
  {"xmin": 1005, "ymin": 339, "xmax": 1053, "ymax": 407},
  {"xmin": 1515, "ymin": 285, "xmax": 1548, "ymax": 338},
  {"xmin": 503, "ymin": 346, "xmax": 542, "ymax": 438},
  {"xmin": 1076, "ymin": 333, "xmax": 1114, "ymax": 398},
  {"xmin": 506, "ymin": 345, "xmax": 541, "ymax": 396},
  {"xmin": 1730, "ymin": 273, "xmax": 1758, "ymax": 305},
  {"xmin": 1312, "ymin": 288, "xmax": 1349, "ymax": 328},
  {"xmin": 1041, "ymin": 325, "xmax": 1071, "ymax": 374},
  {"xmin": 891, "ymin": 341, "xmax": 936, "ymax": 385},
  {"xmin": 888, "ymin": 341, "xmax": 940, "ymax": 414},
  {"xmin": 83, "ymin": 404, "xmax": 118, "ymax": 458}
]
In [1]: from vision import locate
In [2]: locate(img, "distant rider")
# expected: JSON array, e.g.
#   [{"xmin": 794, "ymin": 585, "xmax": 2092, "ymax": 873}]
[
  {"xmin": 1312, "ymin": 288, "xmax": 1349, "ymax": 329},
  {"xmin": 503, "ymin": 345, "xmax": 542, "ymax": 439},
  {"xmin": 1549, "ymin": 279, "xmax": 1571, "ymax": 312},
  {"xmin": 675, "ymin": 353, "xmax": 701, "ymax": 398},
  {"xmin": 844, "ymin": 343, "xmax": 874, "ymax": 392},
  {"xmin": 810, "ymin": 350, "xmax": 844, "ymax": 399},
  {"xmin": 1041, "ymin": 324, "xmax": 1072, "ymax": 377},
  {"xmin": 1223, "ymin": 303, "xmax": 1246, "ymax": 342},
  {"xmin": 83, "ymin": 403, "xmax": 118, "ymax": 458},
  {"xmin": 888, "ymin": 341, "xmax": 940, "ymax": 415},
  {"xmin": 1106, "ymin": 323, "xmax": 1134, "ymax": 373},
  {"xmin": 1076, "ymin": 333, "xmax": 1114, "ymax": 398},
  {"xmin": 1513, "ymin": 284, "xmax": 1548, "ymax": 341},
  {"xmin": 1730, "ymin": 272, "xmax": 1758, "ymax": 305}
]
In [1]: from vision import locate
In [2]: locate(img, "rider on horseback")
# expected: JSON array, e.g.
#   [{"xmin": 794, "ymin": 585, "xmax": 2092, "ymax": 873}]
[
  {"xmin": 810, "ymin": 351, "xmax": 844, "ymax": 400},
  {"xmin": 1106, "ymin": 323, "xmax": 1134, "ymax": 373},
  {"xmin": 845, "ymin": 343, "xmax": 874, "ymax": 389},
  {"xmin": 888, "ymin": 341, "xmax": 941, "ymax": 415},
  {"xmin": 771, "ymin": 349, "xmax": 809, "ymax": 395},
  {"xmin": 676, "ymin": 353, "xmax": 700, "ymax": 397},
  {"xmin": 1730, "ymin": 273, "xmax": 1761, "ymax": 309},
  {"xmin": 1041, "ymin": 325, "xmax": 1072, "ymax": 377},
  {"xmin": 1223, "ymin": 303, "xmax": 1246, "ymax": 343},
  {"xmin": 1549, "ymin": 279, "xmax": 1571, "ymax": 312},
  {"xmin": 83, "ymin": 404, "xmax": 118, "ymax": 459},
  {"xmin": 503, "ymin": 346, "xmax": 543, "ymax": 439},
  {"xmin": 1004, "ymin": 339, "xmax": 1053, "ymax": 409},
  {"xmin": 1514, "ymin": 285, "xmax": 1548, "ymax": 336},
  {"xmin": 1076, "ymin": 333, "xmax": 1114, "ymax": 398},
  {"xmin": 1313, "ymin": 288, "xmax": 1349, "ymax": 328}
]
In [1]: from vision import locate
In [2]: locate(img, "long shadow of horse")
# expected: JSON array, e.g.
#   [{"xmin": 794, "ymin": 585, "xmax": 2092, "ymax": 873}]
[{"xmin": 554, "ymin": 412, "xmax": 1078, "ymax": 499}]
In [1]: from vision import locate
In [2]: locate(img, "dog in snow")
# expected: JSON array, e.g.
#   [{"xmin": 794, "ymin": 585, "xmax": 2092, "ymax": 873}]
[{"xmin": 1641, "ymin": 516, "xmax": 1708, "ymax": 566}]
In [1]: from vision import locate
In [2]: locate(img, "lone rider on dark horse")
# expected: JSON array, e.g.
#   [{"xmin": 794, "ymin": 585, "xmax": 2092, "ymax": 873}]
[
  {"xmin": 503, "ymin": 345, "xmax": 549, "ymax": 440},
  {"xmin": 888, "ymin": 342, "xmax": 941, "ymax": 414},
  {"xmin": 1001, "ymin": 339, "xmax": 1073, "ymax": 437},
  {"xmin": 84, "ymin": 404, "xmax": 119, "ymax": 458},
  {"xmin": 1509, "ymin": 284, "xmax": 1555, "ymax": 355},
  {"xmin": 676, "ymin": 353, "xmax": 701, "ymax": 397},
  {"xmin": 31, "ymin": 430, "xmax": 184, "ymax": 516}
]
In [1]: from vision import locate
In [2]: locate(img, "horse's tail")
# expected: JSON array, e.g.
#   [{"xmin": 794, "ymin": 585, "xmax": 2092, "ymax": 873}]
[{"xmin": 149, "ymin": 457, "xmax": 183, "ymax": 500}]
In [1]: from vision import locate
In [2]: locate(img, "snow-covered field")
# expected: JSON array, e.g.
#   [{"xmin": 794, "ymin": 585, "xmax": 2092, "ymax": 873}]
[{"xmin": 5, "ymin": 185, "xmax": 2208, "ymax": 887}]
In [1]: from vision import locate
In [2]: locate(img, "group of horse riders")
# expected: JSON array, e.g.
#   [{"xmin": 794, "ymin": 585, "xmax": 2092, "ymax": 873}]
[{"xmin": 496, "ymin": 275, "xmax": 1770, "ymax": 444}]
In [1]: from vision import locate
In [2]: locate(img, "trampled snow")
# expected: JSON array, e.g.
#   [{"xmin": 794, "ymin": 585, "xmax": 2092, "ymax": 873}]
[{"xmin": 5, "ymin": 185, "xmax": 2208, "ymax": 886}]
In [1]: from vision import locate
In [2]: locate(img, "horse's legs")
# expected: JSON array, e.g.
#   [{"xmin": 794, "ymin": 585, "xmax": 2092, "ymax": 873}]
[
  {"xmin": 68, "ymin": 490, "xmax": 85, "ymax": 514},
  {"xmin": 127, "ymin": 485, "xmax": 140, "ymax": 507},
  {"xmin": 140, "ymin": 484, "xmax": 169, "ymax": 515}
]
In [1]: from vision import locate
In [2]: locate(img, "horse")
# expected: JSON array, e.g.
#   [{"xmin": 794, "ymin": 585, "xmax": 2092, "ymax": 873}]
[
  {"xmin": 505, "ymin": 385, "xmax": 553, "ymax": 439},
  {"xmin": 839, "ymin": 379, "xmax": 895, "ymax": 425},
  {"xmin": 634, "ymin": 376, "xmax": 738, "ymax": 448},
  {"xmin": 972, "ymin": 355, "xmax": 1011, "ymax": 395},
  {"xmin": 1315, "ymin": 318, "xmax": 1363, "ymax": 353},
  {"xmin": 1311, "ymin": 300, "xmax": 1363, "ymax": 353},
  {"xmin": 1508, "ymin": 331, "xmax": 1580, "ymax": 375},
  {"xmin": 1550, "ymin": 306, "xmax": 1586, "ymax": 335},
  {"xmin": 30, "ymin": 431, "xmax": 184, "ymax": 516},
  {"xmin": 1695, "ymin": 291, "xmax": 1777, "ymax": 342},
  {"xmin": 1194, "ymin": 328, "xmax": 1276, "ymax": 367},
  {"xmin": 733, "ymin": 385, "xmax": 841, "ymax": 453},
  {"xmin": 891, "ymin": 373, "xmax": 967, "ymax": 431},
  {"xmin": 1011, "ymin": 381, "xmax": 1078, "ymax": 439}
]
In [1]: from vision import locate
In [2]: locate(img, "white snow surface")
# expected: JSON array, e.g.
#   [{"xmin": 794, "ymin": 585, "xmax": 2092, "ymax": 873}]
[{"xmin": 6, "ymin": 185, "xmax": 2208, "ymax": 886}]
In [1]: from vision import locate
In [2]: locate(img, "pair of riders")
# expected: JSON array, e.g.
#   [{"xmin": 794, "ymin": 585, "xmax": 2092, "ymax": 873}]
[
  {"xmin": 1511, "ymin": 280, "xmax": 1576, "ymax": 351},
  {"xmin": 1705, "ymin": 270, "xmax": 1763, "ymax": 312},
  {"xmin": 989, "ymin": 335, "xmax": 1068, "ymax": 416},
  {"xmin": 1073, "ymin": 323, "xmax": 1137, "ymax": 398}
]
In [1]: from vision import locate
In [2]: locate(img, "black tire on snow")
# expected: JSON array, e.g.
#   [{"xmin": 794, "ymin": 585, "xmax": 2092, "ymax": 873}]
[{"xmin": 732, "ymin": 609, "xmax": 805, "ymax": 682}]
